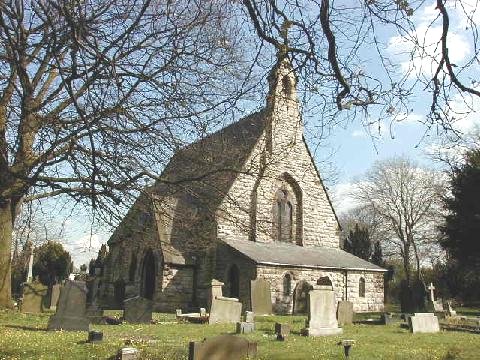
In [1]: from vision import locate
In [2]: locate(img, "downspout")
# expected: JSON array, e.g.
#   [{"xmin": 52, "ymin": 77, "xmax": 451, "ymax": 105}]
[{"xmin": 344, "ymin": 270, "xmax": 348, "ymax": 301}]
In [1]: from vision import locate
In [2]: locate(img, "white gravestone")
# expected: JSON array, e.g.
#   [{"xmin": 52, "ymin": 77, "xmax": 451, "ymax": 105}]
[
  {"xmin": 302, "ymin": 285, "xmax": 343, "ymax": 336},
  {"xmin": 408, "ymin": 313, "xmax": 440, "ymax": 333}
]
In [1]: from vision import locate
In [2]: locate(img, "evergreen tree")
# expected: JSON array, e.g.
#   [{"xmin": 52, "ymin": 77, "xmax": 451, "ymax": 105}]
[
  {"xmin": 371, "ymin": 241, "xmax": 385, "ymax": 267},
  {"xmin": 32, "ymin": 241, "xmax": 72, "ymax": 287},
  {"xmin": 344, "ymin": 223, "xmax": 372, "ymax": 261}
]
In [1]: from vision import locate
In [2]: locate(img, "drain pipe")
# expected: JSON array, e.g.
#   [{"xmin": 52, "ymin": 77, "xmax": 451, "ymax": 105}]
[{"xmin": 344, "ymin": 270, "xmax": 348, "ymax": 301}]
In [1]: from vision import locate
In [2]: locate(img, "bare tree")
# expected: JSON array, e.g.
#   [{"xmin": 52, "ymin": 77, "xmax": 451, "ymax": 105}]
[
  {"xmin": 354, "ymin": 157, "xmax": 445, "ymax": 285},
  {"xmin": 0, "ymin": 0, "xmax": 253, "ymax": 308}
]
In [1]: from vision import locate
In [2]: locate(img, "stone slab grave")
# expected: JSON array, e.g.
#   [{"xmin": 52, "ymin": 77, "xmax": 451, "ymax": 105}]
[
  {"xmin": 47, "ymin": 280, "xmax": 90, "ymax": 331},
  {"xmin": 302, "ymin": 285, "xmax": 343, "ymax": 336},
  {"xmin": 337, "ymin": 300, "xmax": 354, "ymax": 326},
  {"xmin": 176, "ymin": 309, "xmax": 209, "ymax": 324},
  {"xmin": 408, "ymin": 313, "xmax": 440, "ymax": 333},
  {"xmin": 250, "ymin": 278, "xmax": 272, "ymax": 315},
  {"xmin": 49, "ymin": 284, "xmax": 61, "ymax": 310},
  {"xmin": 21, "ymin": 281, "xmax": 48, "ymax": 313},
  {"xmin": 188, "ymin": 335, "xmax": 257, "ymax": 360},
  {"xmin": 208, "ymin": 297, "xmax": 242, "ymax": 324},
  {"xmin": 123, "ymin": 296, "xmax": 152, "ymax": 324}
]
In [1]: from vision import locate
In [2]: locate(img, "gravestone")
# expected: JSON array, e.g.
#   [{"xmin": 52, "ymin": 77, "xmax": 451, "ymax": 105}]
[
  {"xmin": 236, "ymin": 321, "xmax": 254, "ymax": 334},
  {"xmin": 381, "ymin": 313, "xmax": 394, "ymax": 325},
  {"xmin": 447, "ymin": 302, "xmax": 457, "ymax": 316},
  {"xmin": 49, "ymin": 284, "xmax": 61, "ymax": 310},
  {"xmin": 207, "ymin": 279, "xmax": 224, "ymax": 311},
  {"xmin": 274, "ymin": 323, "xmax": 290, "ymax": 341},
  {"xmin": 188, "ymin": 335, "xmax": 257, "ymax": 360},
  {"xmin": 208, "ymin": 297, "xmax": 242, "ymax": 324},
  {"xmin": 117, "ymin": 347, "xmax": 140, "ymax": 360},
  {"xmin": 123, "ymin": 296, "xmax": 152, "ymax": 324},
  {"xmin": 302, "ymin": 285, "xmax": 343, "ymax": 336},
  {"xmin": 337, "ymin": 300, "xmax": 354, "ymax": 326},
  {"xmin": 250, "ymin": 278, "xmax": 272, "ymax": 315},
  {"xmin": 245, "ymin": 311, "xmax": 254, "ymax": 323},
  {"xmin": 408, "ymin": 313, "xmax": 440, "ymax": 333},
  {"xmin": 21, "ymin": 281, "xmax": 48, "ymax": 313},
  {"xmin": 293, "ymin": 281, "xmax": 313, "ymax": 314},
  {"xmin": 47, "ymin": 280, "xmax": 90, "ymax": 331}
]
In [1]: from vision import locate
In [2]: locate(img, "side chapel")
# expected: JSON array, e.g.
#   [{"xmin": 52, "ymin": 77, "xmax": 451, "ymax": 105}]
[{"xmin": 99, "ymin": 58, "xmax": 386, "ymax": 314}]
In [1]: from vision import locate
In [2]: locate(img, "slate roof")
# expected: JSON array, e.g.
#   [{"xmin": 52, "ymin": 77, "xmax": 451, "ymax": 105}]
[{"xmin": 220, "ymin": 238, "xmax": 387, "ymax": 272}]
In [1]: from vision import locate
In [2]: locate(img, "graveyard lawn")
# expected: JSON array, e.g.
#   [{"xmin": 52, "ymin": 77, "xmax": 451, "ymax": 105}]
[{"xmin": 0, "ymin": 310, "xmax": 478, "ymax": 360}]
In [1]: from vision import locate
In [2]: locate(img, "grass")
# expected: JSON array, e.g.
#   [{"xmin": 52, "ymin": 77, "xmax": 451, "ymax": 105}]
[{"xmin": 0, "ymin": 309, "xmax": 479, "ymax": 360}]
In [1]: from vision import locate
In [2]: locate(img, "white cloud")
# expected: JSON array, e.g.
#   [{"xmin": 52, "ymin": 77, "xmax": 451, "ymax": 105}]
[
  {"xmin": 330, "ymin": 182, "xmax": 362, "ymax": 215},
  {"xmin": 63, "ymin": 233, "xmax": 108, "ymax": 268},
  {"xmin": 387, "ymin": 1, "xmax": 473, "ymax": 78},
  {"xmin": 351, "ymin": 129, "xmax": 366, "ymax": 138}
]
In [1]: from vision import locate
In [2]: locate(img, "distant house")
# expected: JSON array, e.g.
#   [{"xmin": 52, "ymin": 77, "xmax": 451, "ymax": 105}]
[{"xmin": 100, "ymin": 58, "xmax": 386, "ymax": 313}]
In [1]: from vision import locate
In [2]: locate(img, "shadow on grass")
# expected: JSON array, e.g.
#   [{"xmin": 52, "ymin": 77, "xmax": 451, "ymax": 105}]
[{"xmin": 4, "ymin": 324, "xmax": 48, "ymax": 332}]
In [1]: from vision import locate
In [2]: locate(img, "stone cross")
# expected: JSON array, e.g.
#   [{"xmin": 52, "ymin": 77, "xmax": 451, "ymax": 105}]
[
  {"xmin": 26, "ymin": 251, "xmax": 34, "ymax": 283},
  {"xmin": 428, "ymin": 283, "xmax": 435, "ymax": 302}
]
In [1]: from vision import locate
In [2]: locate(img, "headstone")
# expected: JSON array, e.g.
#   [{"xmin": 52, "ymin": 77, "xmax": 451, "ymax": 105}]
[
  {"xmin": 176, "ymin": 309, "xmax": 182, "ymax": 317},
  {"xmin": 199, "ymin": 308, "xmax": 207, "ymax": 317},
  {"xmin": 21, "ymin": 281, "xmax": 48, "ymax": 313},
  {"xmin": 293, "ymin": 281, "xmax": 313, "ymax": 314},
  {"xmin": 381, "ymin": 313, "xmax": 394, "ymax": 325},
  {"xmin": 49, "ymin": 284, "xmax": 61, "ymax": 310},
  {"xmin": 337, "ymin": 301, "xmax": 354, "ymax": 326},
  {"xmin": 428, "ymin": 283, "xmax": 436, "ymax": 302},
  {"xmin": 236, "ymin": 322, "xmax": 254, "ymax": 334},
  {"xmin": 245, "ymin": 311, "xmax": 254, "ymax": 323},
  {"xmin": 188, "ymin": 335, "xmax": 257, "ymax": 360},
  {"xmin": 208, "ymin": 297, "xmax": 242, "ymax": 324},
  {"xmin": 123, "ymin": 296, "xmax": 152, "ymax": 324},
  {"xmin": 47, "ymin": 280, "xmax": 90, "ymax": 331},
  {"xmin": 432, "ymin": 299, "xmax": 444, "ymax": 312},
  {"xmin": 302, "ymin": 285, "xmax": 343, "ymax": 336},
  {"xmin": 338, "ymin": 340, "xmax": 355, "ymax": 358},
  {"xmin": 250, "ymin": 278, "xmax": 272, "ymax": 315},
  {"xmin": 274, "ymin": 323, "xmax": 290, "ymax": 341},
  {"xmin": 408, "ymin": 313, "xmax": 440, "ymax": 333},
  {"xmin": 87, "ymin": 330, "xmax": 103, "ymax": 343},
  {"xmin": 207, "ymin": 279, "xmax": 224, "ymax": 311},
  {"xmin": 447, "ymin": 301, "xmax": 457, "ymax": 316},
  {"xmin": 117, "ymin": 347, "xmax": 140, "ymax": 360}
]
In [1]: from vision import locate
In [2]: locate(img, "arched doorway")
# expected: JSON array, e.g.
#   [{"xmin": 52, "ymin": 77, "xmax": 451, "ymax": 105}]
[
  {"xmin": 141, "ymin": 249, "xmax": 156, "ymax": 300},
  {"xmin": 293, "ymin": 280, "xmax": 313, "ymax": 314},
  {"xmin": 227, "ymin": 265, "xmax": 240, "ymax": 298}
]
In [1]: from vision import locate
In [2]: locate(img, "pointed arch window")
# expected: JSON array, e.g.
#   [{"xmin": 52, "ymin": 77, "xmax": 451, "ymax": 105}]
[{"xmin": 276, "ymin": 189, "xmax": 293, "ymax": 242}]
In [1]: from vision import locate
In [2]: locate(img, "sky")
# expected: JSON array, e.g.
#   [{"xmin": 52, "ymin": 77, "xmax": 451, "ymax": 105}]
[{"xmin": 28, "ymin": 0, "xmax": 480, "ymax": 267}]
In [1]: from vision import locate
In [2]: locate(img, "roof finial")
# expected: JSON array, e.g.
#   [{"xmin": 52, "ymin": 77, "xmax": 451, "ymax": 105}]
[{"xmin": 278, "ymin": 20, "xmax": 292, "ymax": 60}]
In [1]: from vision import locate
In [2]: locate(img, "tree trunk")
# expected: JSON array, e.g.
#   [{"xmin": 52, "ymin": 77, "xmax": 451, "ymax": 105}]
[
  {"xmin": 0, "ymin": 201, "xmax": 13, "ymax": 308},
  {"xmin": 403, "ymin": 243, "xmax": 411, "ymax": 286}
]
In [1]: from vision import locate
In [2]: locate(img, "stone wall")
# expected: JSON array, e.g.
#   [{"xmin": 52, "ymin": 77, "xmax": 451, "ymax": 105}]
[{"xmin": 256, "ymin": 265, "xmax": 384, "ymax": 313}]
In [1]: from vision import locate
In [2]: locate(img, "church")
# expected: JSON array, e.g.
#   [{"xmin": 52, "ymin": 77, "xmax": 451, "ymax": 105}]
[{"xmin": 99, "ymin": 58, "xmax": 386, "ymax": 314}]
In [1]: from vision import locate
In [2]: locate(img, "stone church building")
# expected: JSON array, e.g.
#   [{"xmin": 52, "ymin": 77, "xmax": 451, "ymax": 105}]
[{"xmin": 99, "ymin": 58, "xmax": 385, "ymax": 314}]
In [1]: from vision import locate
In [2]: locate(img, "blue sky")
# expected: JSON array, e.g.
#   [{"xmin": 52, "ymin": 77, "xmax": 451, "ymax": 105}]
[{"xmin": 28, "ymin": 0, "xmax": 480, "ymax": 267}]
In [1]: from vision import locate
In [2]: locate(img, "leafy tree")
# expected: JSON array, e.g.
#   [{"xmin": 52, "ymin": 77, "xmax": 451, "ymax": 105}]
[
  {"xmin": 344, "ymin": 223, "xmax": 371, "ymax": 261},
  {"xmin": 32, "ymin": 241, "xmax": 72, "ymax": 287},
  {"xmin": 440, "ymin": 149, "xmax": 480, "ymax": 301}
]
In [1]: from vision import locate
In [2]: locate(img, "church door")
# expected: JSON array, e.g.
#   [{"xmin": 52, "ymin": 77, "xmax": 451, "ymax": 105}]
[
  {"xmin": 141, "ymin": 249, "xmax": 156, "ymax": 300},
  {"xmin": 293, "ymin": 280, "xmax": 313, "ymax": 314}
]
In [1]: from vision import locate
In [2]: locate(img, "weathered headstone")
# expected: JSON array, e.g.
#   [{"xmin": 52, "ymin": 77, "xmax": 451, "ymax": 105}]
[
  {"xmin": 87, "ymin": 330, "xmax": 103, "ymax": 343},
  {"xmin": 381, "ymin": 312, "xmax": 394, "ymax": 325},
  {"xmin": 47, "ymin": 280, "xmax": 90, "ymax": 331},
  {"xmin": 302, "ymin": 285, "xmax": 343, "ymax": 336},
  {"xmin": 49, "ymin": 284, "xmax": 61, "ymax": 310},
  {"xmin": 337, "ymin": 300, "xmax": 354, "ymax": 326},
  {"xmin": 208, "ymin": 297, "xmax": 242, "ymax": 324},
  {"xmin": 188, "ymin": 335, "xmax": 257, "ymax": 360},
  {"xmin": 250, "ymin": 278, "xmax": 272, "ymax": 315},
  {"xmin": 207, "ymin": 279, "xmax": 224, "ymax": 311},
  {"xmin": 117, "ymin": 347, "xmax": 140, "ymax": 360},
  {"xmin": 447, "ymin": 301, "xmax": 457, "ymax": 316},
  {"xmin": 245, "ymin": 311, "xmax": 254, "ymax": 323},
  {"xmin": 123, "ymin": 296, "xmax": 152, "ymax": 324},
  {"xmin": 408, "ymin": 313, "xmax": 440, "ymax": 333},
  {"xmin": 293, "ymin": 280, "xmax": 313, "ymax": 314},
  {"xmin": 21, "ymin": 281, "xmax": 48, "ymax": 313},
  {"xmin": 236, "ymin": 321, "xmax": 254, "ymax": 334},
  {"xmin": 274, "ymin": 323, "xmax": 290, "ymax": 341}
]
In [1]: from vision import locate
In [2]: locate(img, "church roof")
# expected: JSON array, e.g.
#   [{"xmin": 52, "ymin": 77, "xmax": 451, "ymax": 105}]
[{"xmin": 220, "ymin": 238, "xmax": 386, "ymax": 272}]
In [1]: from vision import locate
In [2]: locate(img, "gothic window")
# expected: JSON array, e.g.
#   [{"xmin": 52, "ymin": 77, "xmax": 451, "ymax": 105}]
[
  {"xmin": 359, "ymin": 277, "xmax": 366, "ymax": 298},
  {"xmin": 283, "ymin": 273, "xmax": 292, "ymax": 296},
  {"xmin": 276, "ymin": 189, "xmax": 293, "ymax": 242}
]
